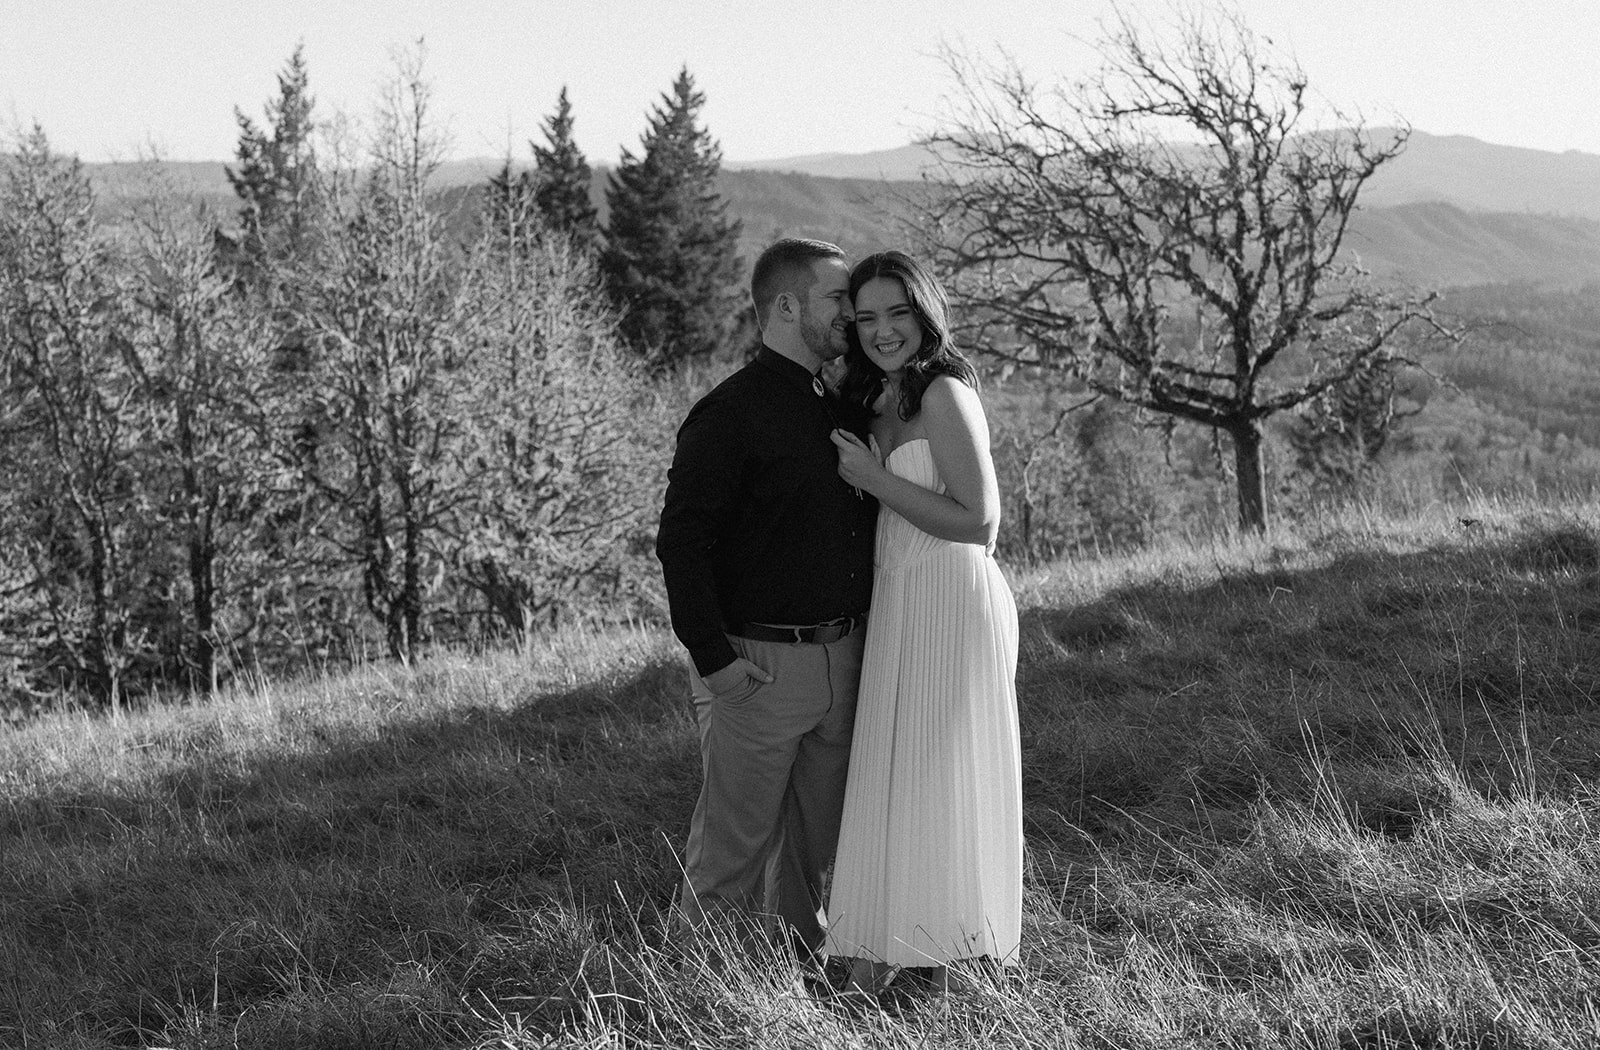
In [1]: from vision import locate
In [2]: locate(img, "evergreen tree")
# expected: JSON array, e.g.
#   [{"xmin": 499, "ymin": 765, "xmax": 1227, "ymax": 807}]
[
  {"xmin": 225, "ymin": 44, "xmax": 318, "ymax": 265},
  {"xmin": 483, "ymin": 159, "xmax": 538, "ymax": 248},
  {"xmin": 1287, "ymin": 354, "xmax": 1405, "ymax": 496},
  {"xmin": 602, "ymin": 67, "xmax": 743, "ymax": 368},
  {"xmin": 531, "ymin": 87, "xmax": 600, "ymax": 250}
]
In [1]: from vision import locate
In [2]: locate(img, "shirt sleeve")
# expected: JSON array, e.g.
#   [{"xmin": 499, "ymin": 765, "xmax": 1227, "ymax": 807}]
[{"xmin": 655, "ymin": 390, "xmax": 744, "ymax": 678}]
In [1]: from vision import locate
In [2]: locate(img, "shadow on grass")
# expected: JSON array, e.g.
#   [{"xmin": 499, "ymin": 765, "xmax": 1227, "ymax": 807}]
[
  {"xmin": 1, "ymin": 655, "xmax": 701, "ymax": 1047},
  {"xmin": 9, "ymin": 516, "xmax": 1600, "ymax": 1046}
]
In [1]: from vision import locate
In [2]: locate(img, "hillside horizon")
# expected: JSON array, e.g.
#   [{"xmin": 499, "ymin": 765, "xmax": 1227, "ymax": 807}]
[
  {"xmin": 84, "ymin": 128, "xmax": 1600, "ymax": 221},
  {"xmin": 80, "ymin": 128, "xmax": 1600, "ymax": 292},
  {"xmin": 64, "ymin": 132, "xmax": 1600, "ymax": 500},
  {"xmin": 725, "ymin": 129, "xmax": 1600, "ymax": 222}
]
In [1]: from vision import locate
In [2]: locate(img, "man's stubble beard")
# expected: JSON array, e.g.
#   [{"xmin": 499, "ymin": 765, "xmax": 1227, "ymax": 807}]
[{"xmin": 800, "ymin": 314, "xmax": 845, "ymax": 362}]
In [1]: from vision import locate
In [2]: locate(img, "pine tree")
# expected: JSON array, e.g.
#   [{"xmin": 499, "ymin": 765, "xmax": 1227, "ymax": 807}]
[
  {"xmin": 531, "ymin": 87, "xmax": 600, "ymax": 251},
  {"xmin": 1288, "ymin": 354, "xmax": 1405, "ymax": 495},
  {"xmin": 482, "ymin": 159, "xmax": 537, "ymax": 249},
  {"xmin": 225, "ymin": 44, "xmax": 317, "ymax": 265},
  {"xmin": 602, "ymin": 67, "xmax": 743, "ymax": 368}
]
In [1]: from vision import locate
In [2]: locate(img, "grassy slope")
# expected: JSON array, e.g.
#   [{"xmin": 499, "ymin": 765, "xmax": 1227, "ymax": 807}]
[{"xmin": 4, "ymin": 497, "xmax": 1600, "ymax": 1048}]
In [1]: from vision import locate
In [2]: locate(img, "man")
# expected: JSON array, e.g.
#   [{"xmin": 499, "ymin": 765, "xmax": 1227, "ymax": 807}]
[{"xmin": 656, "ymin": 237, "xmax": 876, "ymax": 959}]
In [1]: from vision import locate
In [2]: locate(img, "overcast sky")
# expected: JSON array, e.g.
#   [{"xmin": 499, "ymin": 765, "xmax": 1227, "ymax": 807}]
[{"xmin": 4, "ymin": 0, "xmax": 1597, "ymax": 165}]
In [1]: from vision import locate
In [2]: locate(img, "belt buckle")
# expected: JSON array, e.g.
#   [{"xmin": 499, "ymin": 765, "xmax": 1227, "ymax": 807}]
[{"xmin": 817, "ymin": 616, "xmax": 850, "ymax": 643}]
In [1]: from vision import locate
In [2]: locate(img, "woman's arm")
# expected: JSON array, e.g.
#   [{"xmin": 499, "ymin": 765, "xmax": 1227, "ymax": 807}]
[{"xmin": 832, "ymin": 376, "xmax": 1000, "ymax": 546}]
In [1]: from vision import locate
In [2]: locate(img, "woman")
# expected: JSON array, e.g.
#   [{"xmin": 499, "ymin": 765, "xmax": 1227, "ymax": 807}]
[{"xmin": 824, "ymin": 251, "xmax": 1022, "ymax": 994}]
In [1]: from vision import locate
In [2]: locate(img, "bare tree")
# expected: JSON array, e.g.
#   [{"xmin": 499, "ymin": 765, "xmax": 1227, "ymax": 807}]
[
  {"xmin": 123, "ymin": 187, "xmax": 277, "ymax": 693},
  {"xmin": 0, "ymin": 128, "xmax": 140, "ymax": 710},
  {"xmin": 292, "ymin": 46, "xmax": 463, "ymax": 663},
  {"xmin": 925, "ymin": 6, "xmax": 1449, "ymax": 531},
  {"xmin": 446, "ymin": 212, "xmax": 659, "ymax": 638},
  {"xmin": 262, "ymin": 46, "xmax": 660, "ymax": 661}
]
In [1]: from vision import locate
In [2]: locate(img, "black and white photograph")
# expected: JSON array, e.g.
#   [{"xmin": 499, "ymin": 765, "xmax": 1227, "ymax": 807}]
[{"xmin": 4, "ymin": 1, "xmax": 1599, "ymax": 1045}]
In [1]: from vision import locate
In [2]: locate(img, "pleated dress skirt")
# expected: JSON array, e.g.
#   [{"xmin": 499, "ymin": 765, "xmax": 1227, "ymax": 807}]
[{"xmin": 825, "ymin": 439, "xmax": 1023, "ymax": 967}]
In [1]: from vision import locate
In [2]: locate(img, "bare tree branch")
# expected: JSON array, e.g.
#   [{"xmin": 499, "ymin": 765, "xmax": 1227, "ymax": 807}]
[{"xmin": 920, "ymin": 5, "xmax": 1456, "ymax": 530}]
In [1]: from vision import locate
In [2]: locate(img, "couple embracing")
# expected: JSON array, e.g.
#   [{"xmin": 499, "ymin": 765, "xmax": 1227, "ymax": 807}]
[{"xmin": 655, "ymin": 238, "xmax": 1022, "ymax": 995}]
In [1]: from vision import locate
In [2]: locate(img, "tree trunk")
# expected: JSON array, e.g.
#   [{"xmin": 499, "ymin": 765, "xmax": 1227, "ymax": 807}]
[
  {"xmin": 88, "ymin": 529, "xmax": 121, "ymax": 713},
  {"xmin": 401, "ymin": 507, "xmax": 422, "ymax": 665},
  {"xmin": 1231, "ymin": 421, "xmax": 1268, "ymax": 534},
  {"xmin": 189, "ymin": 529, "xmax": 216, "ymax": 694},
  {"xmin": 179, "ymin": 400, "xmax": 218, "ymax": 694}
]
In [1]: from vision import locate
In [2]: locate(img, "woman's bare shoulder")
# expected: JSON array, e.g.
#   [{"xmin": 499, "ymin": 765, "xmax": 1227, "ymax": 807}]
[{"xmin": 921, "ymin": 373, "xmax": 983, "ymax": 420}]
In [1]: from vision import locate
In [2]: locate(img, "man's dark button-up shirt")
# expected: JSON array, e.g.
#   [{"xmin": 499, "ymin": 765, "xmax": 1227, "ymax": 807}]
[{"xmin": 657, "ymin": 346, "xmax": 877, "ymax": 677}]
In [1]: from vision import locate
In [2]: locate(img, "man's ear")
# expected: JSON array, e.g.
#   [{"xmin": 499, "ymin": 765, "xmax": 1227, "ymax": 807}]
[{"xmin": 774, "ymin": 291, "xmax": 797, "ymax": 322}]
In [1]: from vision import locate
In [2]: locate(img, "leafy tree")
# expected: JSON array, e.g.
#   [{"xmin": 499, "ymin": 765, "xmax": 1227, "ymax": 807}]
[
  {"xmin": 602, "ymin": 67, "xmax": 743, "ymax": 368},
  {"xmin": 531, "ymin": 87, "xmax": 600, "ymax": 251},
  {"xmin": 925, "ymin": 7, "xmax": 1449, "ymax": 531}
]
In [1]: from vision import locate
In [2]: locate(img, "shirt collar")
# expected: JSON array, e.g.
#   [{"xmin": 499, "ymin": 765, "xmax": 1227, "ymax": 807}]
[{"xmin": 755, "ymin": 345, "xmax": 823, "ymax": 393}]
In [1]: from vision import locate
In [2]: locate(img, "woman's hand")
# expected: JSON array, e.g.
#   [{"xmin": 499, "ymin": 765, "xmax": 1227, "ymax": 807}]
[{"xmin": 831, "ymin": 429, "xmax": 882, "ymax": 493}]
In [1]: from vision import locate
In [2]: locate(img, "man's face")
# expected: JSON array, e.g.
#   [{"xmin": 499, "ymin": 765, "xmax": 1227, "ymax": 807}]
[{"xmin": 797, "ymin": 258, "xmax": 854, "ymax": 361}]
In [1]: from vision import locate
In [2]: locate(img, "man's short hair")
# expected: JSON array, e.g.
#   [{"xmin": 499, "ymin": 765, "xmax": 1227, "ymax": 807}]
[{"xmin": 751, "ymin": 238, "xmax": 846, "ymax": 329}]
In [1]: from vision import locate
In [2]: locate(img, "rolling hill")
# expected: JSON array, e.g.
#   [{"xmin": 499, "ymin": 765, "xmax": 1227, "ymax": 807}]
[
  {"xmin": 85, "ymin": 130, "xmax": 1600, "ymax": 291},
  {"xmin": 1345, "ymin": 202, "xmax": 1600, "ymax": 288},
  {"xmin": 729, "ymin": 130, "xmax": 1600, "ymax": 222},
  {"xmin": 723, "ymin": 130, "xmax": 1600, "ymax": 288},
  {"xmin": 76, "ymin": 134, "xmax": 1600, "ymax": 487}
]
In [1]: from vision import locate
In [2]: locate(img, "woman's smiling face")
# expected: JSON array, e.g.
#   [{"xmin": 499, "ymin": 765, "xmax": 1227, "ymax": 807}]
[{"xmin": 853, "ymin": 276, "xmax": 923, "ymax": 377}]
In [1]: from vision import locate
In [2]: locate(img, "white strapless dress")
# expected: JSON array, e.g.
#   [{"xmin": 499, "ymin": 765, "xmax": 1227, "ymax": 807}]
[{"xmin": 825, "ymin": 438, "xmax": 1023, "ymax": 967}]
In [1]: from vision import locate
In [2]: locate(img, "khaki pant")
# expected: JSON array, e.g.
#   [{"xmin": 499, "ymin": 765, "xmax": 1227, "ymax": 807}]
[{"xmin": 676, "ymin": 629, "xmax": 863, "ymax": 956}]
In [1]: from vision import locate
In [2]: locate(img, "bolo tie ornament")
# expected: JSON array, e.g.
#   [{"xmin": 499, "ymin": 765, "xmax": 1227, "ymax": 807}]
[{"xmin": 815, "ymin": 373, "xmax": 864, "ymax": 501}]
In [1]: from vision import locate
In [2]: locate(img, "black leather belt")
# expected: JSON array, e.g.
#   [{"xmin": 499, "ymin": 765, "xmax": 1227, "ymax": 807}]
[{"xmin": 733, "ymin": 615, "xmax": 864, "ymax": 645}]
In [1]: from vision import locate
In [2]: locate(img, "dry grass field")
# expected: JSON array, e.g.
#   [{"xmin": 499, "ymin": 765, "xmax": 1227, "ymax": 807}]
[{"xmin": 5, "ymin": 494, "xmax": 1600, "ymax": 1048}]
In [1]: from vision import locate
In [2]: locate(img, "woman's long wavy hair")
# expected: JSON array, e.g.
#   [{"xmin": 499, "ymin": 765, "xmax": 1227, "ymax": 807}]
[{"xmin": 840, "ymin": 251, "xmax": 978, "ymax": 422}]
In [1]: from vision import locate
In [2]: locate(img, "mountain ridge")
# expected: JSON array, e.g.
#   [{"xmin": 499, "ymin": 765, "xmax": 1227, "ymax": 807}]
[
  {"xmin": 77, "ymin": 130, "xmax": 1600, "ymax": 291},
  {"xmin": 89, "ymin": 129, "xmax": 1600, "ymax": 221},
  {"xmin": 727, "ymin": 130, "xmax": 1600, "ymax": 223}
]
